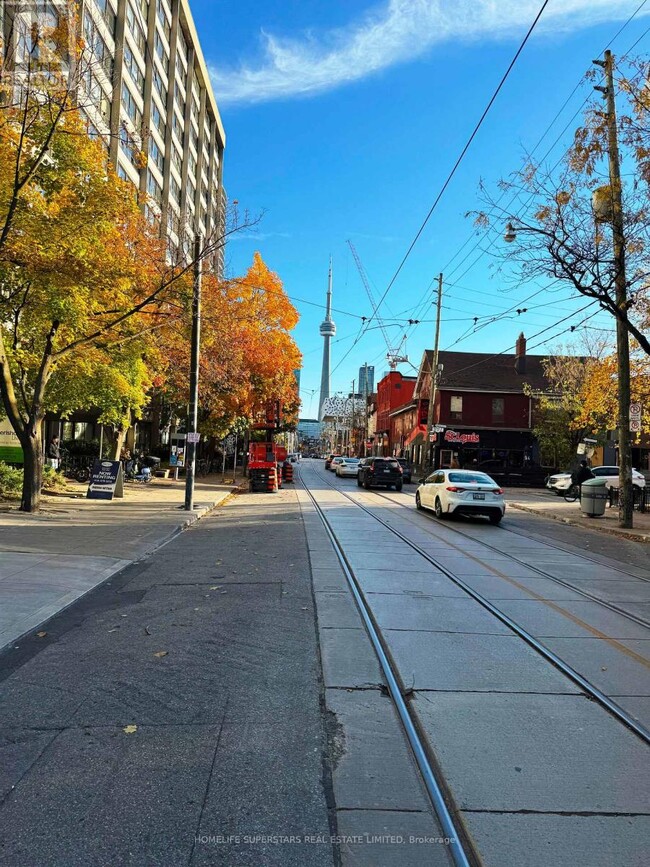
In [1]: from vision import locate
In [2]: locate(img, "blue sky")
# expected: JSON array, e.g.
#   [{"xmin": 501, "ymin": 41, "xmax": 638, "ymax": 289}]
[{"xmin": 191, "ymin": 0, "xmax": 649, "ymax": 418}]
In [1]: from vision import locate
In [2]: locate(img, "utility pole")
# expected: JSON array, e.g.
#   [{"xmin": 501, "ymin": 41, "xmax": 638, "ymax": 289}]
[
  {"xmin": 184, "ymin": 235, "xmax": 202, "ymax": 511},
  {"xmin": 595, "ymin": 50, "xmax": 633, "ymax": 528},
  {"xmin": 363, "ymin": 362, "xmax": 369, "ymax": 457},
  {"xmin": 351, "ymin": 379, "xmax": 355, "ymax": 455},
  {"xmin": 425, "ymin": 274, "xmax": 443, "ymax": 472}
]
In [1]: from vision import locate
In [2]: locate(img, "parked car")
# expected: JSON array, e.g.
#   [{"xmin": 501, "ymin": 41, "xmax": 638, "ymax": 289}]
[
  {"xmin": 357, "ymin": 457, "xmax": 403, "ymax": 491},
  {"xmin": 325, "ymin": 453, "xmax": 341, "ymax": 470},
  {"xmin": 330, "ymin": 457, "xmax": 345, "ymax": 472},
  {"xmin": 395, "ymin": 458, "xmax": 413, "ymax": 483},
  {"xmin": 336, "ymin": 457, "xmax": 360, "ymax": 478},
  {"xmin": 546, "ymin": 465, "xmax": 646, "ymax": 494},
  {"xmin": 416, "ymin": 469, "xmax": 505, "ymax": 524}
]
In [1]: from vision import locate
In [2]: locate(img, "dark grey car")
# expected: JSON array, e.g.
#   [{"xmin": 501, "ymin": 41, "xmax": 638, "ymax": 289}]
[{"xmin": 357, "ymin": 457, "xmax": 403, "ymax": 491}]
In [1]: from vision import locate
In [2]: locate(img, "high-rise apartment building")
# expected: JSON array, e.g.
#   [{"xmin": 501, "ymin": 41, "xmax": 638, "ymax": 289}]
[
  {"xmin": 2, "ymin": 0, "xmax": 226, "ymax": 270},
  {"xmin": 358, "ymin": 364, "xmax": 374, "ymax": 397}
]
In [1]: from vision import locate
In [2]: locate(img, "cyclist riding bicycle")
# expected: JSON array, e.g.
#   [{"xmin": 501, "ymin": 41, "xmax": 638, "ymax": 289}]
[{"xmin": 571, "ymin": 460, "xmax": 594, "ymax": 488}]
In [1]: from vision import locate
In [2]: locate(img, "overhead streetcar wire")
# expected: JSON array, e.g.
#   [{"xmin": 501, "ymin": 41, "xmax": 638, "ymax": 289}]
[{"xmin": 329, "ymin": 0, "xmax": 552, "ymax": 376}]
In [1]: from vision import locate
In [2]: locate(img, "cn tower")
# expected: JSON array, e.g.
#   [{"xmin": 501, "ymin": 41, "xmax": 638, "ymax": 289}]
[{"xmin": 318, "ymin": 259, "xmax": 336, "ymax": 420}]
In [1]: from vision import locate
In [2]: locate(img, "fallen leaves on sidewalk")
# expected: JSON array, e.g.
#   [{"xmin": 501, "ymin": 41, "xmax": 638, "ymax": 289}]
[
  {"xmin": 123, "ymin": 725, "xmax": 137, "ymax": 734},
  {"xmin": 36, "ymin": 631, "xmax": 47, "ymax": 638},
  {"xmin": 153, "ymin": 650, "xmax": 168, "ymax": 658}
]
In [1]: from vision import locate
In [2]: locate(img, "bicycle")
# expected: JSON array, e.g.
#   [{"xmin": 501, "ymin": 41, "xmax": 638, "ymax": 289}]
[{"xmin": 563, "ymin": 483, "xmax": 580, "ymax": 503}]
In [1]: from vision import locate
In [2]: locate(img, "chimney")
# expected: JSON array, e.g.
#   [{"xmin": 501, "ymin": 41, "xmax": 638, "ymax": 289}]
[{"xmin": 515, "ymin": 332, "xmax": 526, "ymax": 374}]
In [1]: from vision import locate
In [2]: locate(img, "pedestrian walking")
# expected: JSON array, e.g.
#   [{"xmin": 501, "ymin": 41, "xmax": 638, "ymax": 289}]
[{"xmin": 46, "ymin": 436, "xmax": 61, "ymax": 470}]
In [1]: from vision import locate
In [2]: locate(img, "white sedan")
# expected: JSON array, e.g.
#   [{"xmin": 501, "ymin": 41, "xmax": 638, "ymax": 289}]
[
  {"xmin": 416, "ymin": 469, "xmax": 505, "ymax": 524},
  {"xmin": 546, "ymin": 465, "xmax": 646, "ymax": 494},
  {"xmin": 336, "ymin": 458, "xmax": 360, "ymax": 478}
]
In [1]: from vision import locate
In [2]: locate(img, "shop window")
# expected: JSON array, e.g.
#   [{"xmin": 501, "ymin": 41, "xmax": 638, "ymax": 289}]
[
  {"xmin": 450, "ymin": 396, "xmax": 463, "ymax": 420},
  {"xmin": 492, "ymin": 397, "xmax": 504, "ymax": 423},
  {"xmin": 62, "ymin": 421, "xmax": 95, "ymax": 442}
]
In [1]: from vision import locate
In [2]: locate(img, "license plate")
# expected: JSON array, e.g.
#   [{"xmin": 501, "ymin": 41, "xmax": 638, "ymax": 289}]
[
  {"xmin": 383, "ymin": 469, "xmax": 391, "ymax": 473},
  {"xmin": 473, "ymin": 493, "xmax": 485, "ymax": 500}
]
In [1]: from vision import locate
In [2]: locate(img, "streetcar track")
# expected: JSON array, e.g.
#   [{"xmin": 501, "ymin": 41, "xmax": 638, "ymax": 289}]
[
  {"xmin": 365, "ymin": 486, "xmax": 650, "ymax": 631},
  {"xmin": 397, "ymin": 486, "xmax": 650, "ymax": 583},
  {"xmin": 297, "ymin": 469, "xmax": 475, "ymax": 867},
  {"xmin": 301, "ymin": 463, "xmax": 650, "ymax": 745}
]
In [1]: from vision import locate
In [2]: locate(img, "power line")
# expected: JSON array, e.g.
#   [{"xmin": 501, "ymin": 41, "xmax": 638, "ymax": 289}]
[
  {"xmin": 327, "ymin": 0, "xmax": 551, "ymax": 377},
  {"xmin": 368, "ymin": 0, "xmax": 552, "ymax": 327}
]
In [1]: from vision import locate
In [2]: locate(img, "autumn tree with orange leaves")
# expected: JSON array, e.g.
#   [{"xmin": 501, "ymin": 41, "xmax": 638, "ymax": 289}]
[
  {"xmin": 0, "ymin": 14, "xmax": 253, "ymax": 511},
  {"xmin": 162, "ymin": 253, "xmax": 301, "ymax": 440}
]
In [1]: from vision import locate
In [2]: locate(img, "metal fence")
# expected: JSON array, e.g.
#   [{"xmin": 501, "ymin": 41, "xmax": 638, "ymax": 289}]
[{"xmin": 607, "ymin": 485, "xmax": 648, "ymax": 513}]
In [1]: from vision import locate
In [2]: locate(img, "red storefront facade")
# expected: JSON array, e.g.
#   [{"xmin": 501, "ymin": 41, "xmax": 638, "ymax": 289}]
[{"xmin": 406, "ymin": 335, "xmax": 553, "ymax": 471}]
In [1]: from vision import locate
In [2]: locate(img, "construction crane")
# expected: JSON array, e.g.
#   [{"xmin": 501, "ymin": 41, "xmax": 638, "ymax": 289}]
[{"xmin": 347, "ymin": 240, "xmax": 408, "ymax": 370}]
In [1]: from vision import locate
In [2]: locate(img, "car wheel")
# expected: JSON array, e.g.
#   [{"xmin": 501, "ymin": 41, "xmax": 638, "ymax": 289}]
[
  {"xmin": 395, "ymin": 482, "xmax": 403, "ymax": 492},
  {"xmin": 489, "ymin": 512, "xmax": 503, "ymax": 525},
  {"xmin": 434, "ymin": 497, "xmax": 444, "ymax": 519},
  {"xmin": 415, "ymin": 492, "xmax": 423, "ymax": 510},
  {"xmin": 364, "ymin": 479, "xmax": 371, "ymax": 490},
  {"xmin": 357, "ymin": 476, "xmax": 362, "ymax": 487}
]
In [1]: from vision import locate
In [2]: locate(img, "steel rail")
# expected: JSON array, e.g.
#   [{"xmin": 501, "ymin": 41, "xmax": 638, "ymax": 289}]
[
  {"xmin": 400, "ymin": 485, "xmax": 650, "ymax": 584},
  {"xmin": 297, "ymin": 469, "xmax": 475, "ymax": 867},
  {"xmin": 305, "ymin": 463, "xmax": 650, "ymax": 745},
  {"xmin": 369, "ymin": 488, "xmax": 650, "ymax": 630}
]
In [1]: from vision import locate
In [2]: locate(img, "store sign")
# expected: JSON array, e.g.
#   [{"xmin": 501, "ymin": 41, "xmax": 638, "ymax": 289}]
[
  {"xmin": 0, "ymin": 418, "xmax": 23, "ymax": 463},
  {"xmin": 444, "ymin": 430, "xmax": 480, "ymax": 445},
  {"xmin": 87, "ymin": 460, "xmax": 124, "ymax": 500}
]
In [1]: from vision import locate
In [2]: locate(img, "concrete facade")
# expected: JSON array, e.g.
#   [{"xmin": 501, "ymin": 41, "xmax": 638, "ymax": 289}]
[{"xmin": 1, "ymin": 0, "xmax": 226, "ymax": 272}]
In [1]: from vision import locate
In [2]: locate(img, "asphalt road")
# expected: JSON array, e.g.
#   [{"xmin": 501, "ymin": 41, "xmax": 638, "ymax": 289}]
[
  {"xmin": 2, "ymin": 464, "xmax": 649, "ymax": 867},
  {"xmin": 0, "ymin": 489, "xmax": 336, "ymax": 867}
]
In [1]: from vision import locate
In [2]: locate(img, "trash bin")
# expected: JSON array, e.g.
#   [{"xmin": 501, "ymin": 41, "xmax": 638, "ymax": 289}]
[{"xmin": 580, "ymin": 477, "xmax": 608, "ymax": 517}]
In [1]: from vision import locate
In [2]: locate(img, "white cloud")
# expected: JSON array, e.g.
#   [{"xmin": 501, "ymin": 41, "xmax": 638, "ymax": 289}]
[{"xmin": 210, "ymin": 0, "xmax": 647, "ymax": 106}]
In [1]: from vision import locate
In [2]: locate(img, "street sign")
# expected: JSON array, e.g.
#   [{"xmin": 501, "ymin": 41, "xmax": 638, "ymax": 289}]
[
  {"xmin": 431, "ymin": 424, "xmax": 445, "ymax": 434},
  {"xmin": 630, "ymin": 402, "xmax": 642, "ymax": 416},
  {"xmin": 186, "ymin": 432, "xmax": 200, "ymax": 443},
  {"xmin": 630, "ymin": 418, "xmax": 642, "ymax": 433}
]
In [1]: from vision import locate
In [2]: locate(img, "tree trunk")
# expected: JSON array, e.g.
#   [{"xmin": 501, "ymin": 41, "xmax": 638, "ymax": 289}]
[
  {"xmin": 109, "ymin": 412, "xmax": 133, "ymax": 460},
  {"xmin": 20, "ymin": 423, "xmax": 43, "ymax": 512}
]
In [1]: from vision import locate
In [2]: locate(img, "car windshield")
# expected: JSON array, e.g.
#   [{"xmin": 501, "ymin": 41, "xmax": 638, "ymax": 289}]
[
  {"xmin": 448, "ymin": 472, "xmax": 494, "ymax": 484},
  {"xmin": 344, "ymin": 459, "xmax": 359, "ymax": 463},
  {"xmin": 375, "ymin": 460, "xmax": 399, "ymax": 468},
  {"xmin": 397, "ymin": 459, "xmax": 410, "ymax": 466}
]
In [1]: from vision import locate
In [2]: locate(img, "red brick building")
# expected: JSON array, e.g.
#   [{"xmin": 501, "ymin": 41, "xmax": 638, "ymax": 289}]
[
  {"xmin": 407, "ymin": 334, "xmax": 553, "ymax": 471},
  {"xmin": 373, "ymin": 371, "xmax": 416, "ymax": 455}
]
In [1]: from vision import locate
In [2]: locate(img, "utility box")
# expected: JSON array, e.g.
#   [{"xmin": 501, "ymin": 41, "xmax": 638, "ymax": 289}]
[{"xmin": 581, "ymin": 477, "xmax": 608, "ymax": 517}]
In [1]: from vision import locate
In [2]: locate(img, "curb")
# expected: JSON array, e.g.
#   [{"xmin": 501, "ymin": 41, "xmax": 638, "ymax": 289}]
[{"xmin": 509, "ymin": 502, "xmax": 650, "ymax": 544}]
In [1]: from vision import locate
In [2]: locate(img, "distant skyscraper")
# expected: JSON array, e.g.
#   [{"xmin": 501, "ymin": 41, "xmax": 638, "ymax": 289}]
[
  {"xmin": 358, "ymin": 364, "xmax": 375, "ymax": 397},
  {"xmin": 318, "ymin": 260, "xmax": 336, "ymax": 420}
]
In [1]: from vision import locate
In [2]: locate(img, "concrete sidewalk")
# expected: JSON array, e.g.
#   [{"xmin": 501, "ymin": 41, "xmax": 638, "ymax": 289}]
[
  {"xmin": 505, "ymin": 489, "xmax": 650, "ymax": 543},
  {"xmin": 0, "ymin": 473, "xmax": 245, "ymax": 650}
]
